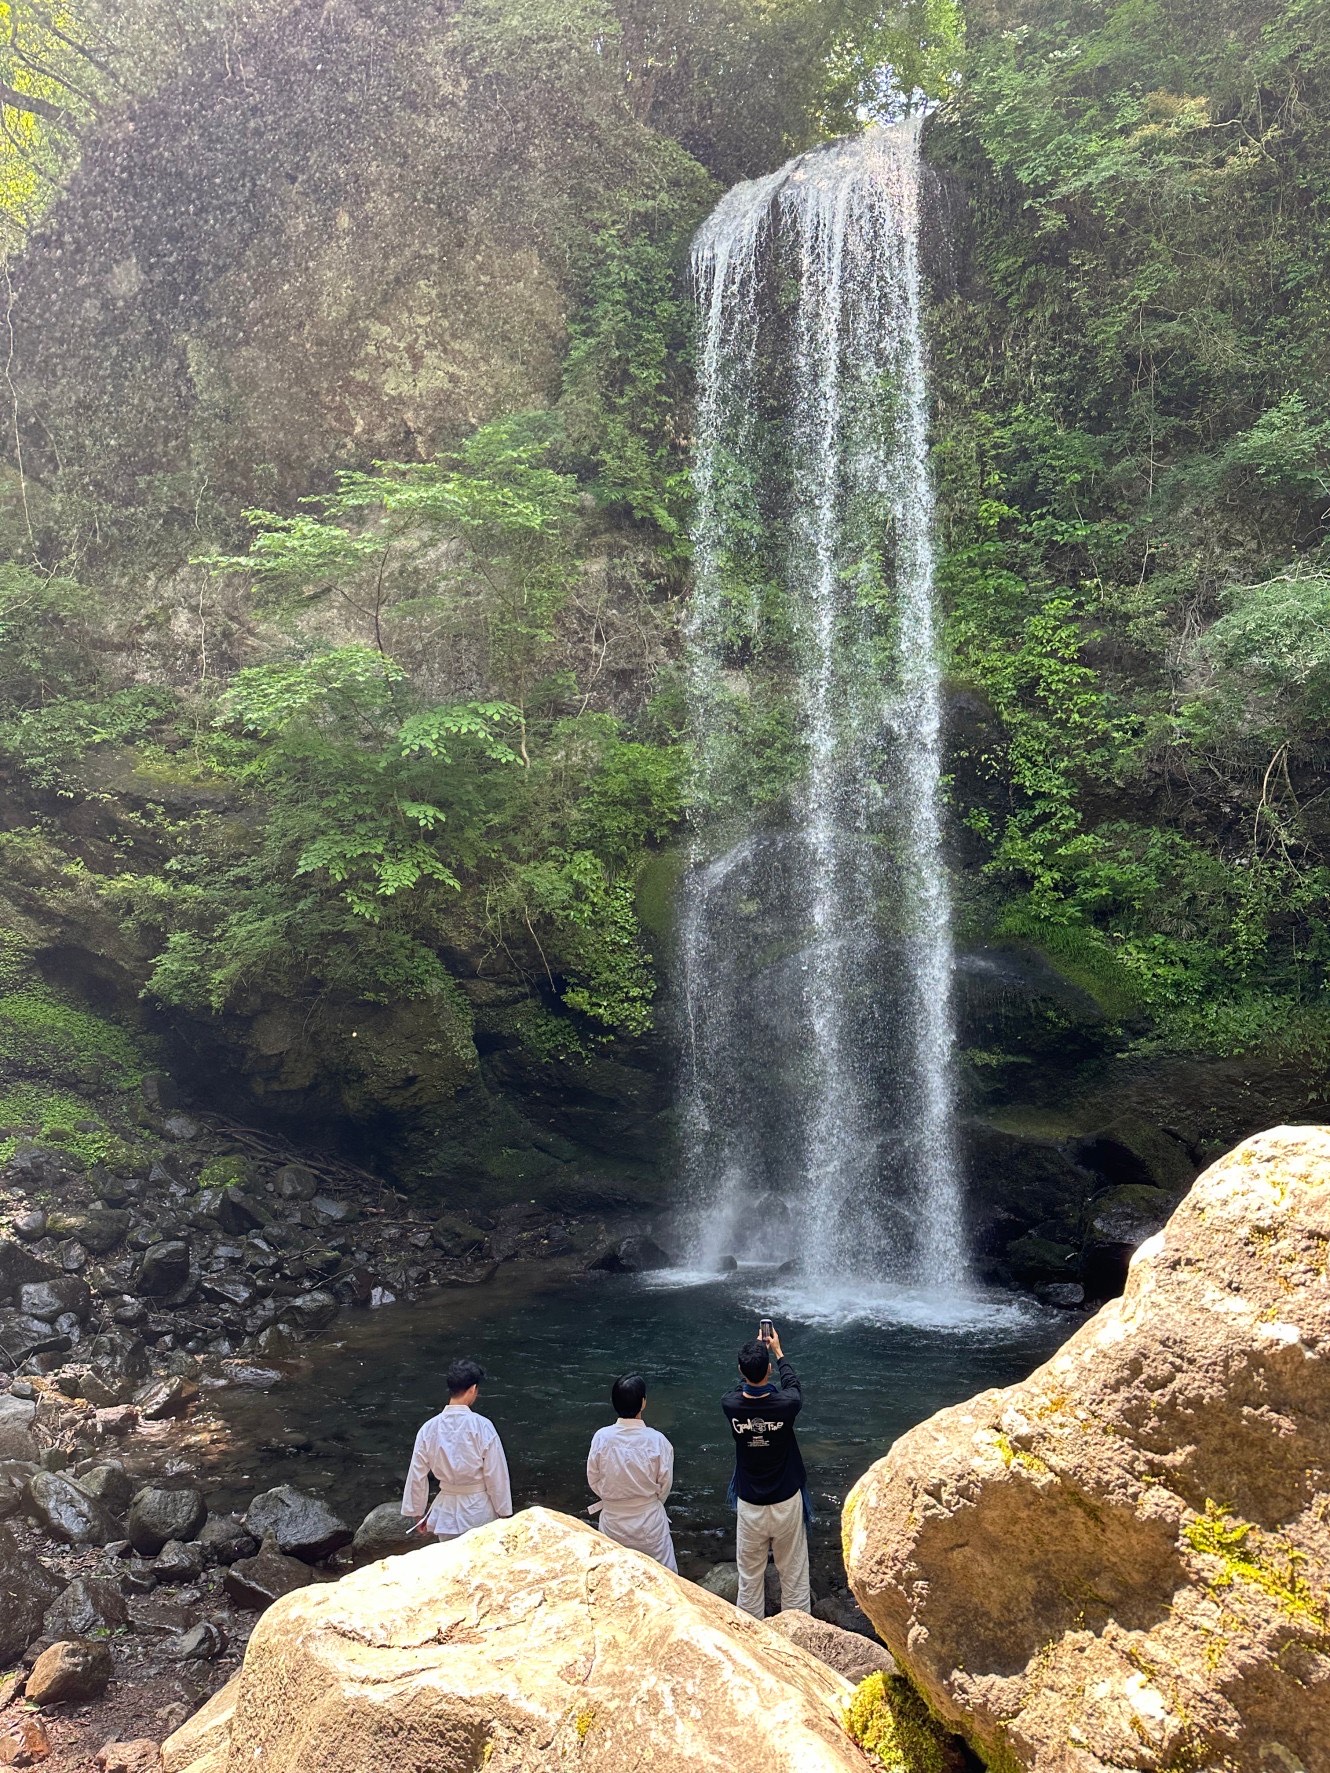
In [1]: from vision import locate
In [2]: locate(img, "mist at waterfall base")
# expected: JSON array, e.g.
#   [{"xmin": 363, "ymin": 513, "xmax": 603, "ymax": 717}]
[
  {"xmin": 679, "ymin": 119, "xmax": 966, "ymax": 1298},
  {"xmin": 206, "ymin": 1268, "xmax": 1069, "ymax": 1580}
]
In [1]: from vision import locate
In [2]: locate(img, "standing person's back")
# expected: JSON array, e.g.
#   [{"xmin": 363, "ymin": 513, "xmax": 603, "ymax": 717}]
[
  {"xmin": 586, "ymin": 1372, "xmax": 677, "ymax": 1571},
  {"xmin": 720, "ymin": 1328, "xmax": 809, "ymax": 1616},
  {"xmin": 401, "ymin": 1357, "xmax": 513, "ymax": 1542}
]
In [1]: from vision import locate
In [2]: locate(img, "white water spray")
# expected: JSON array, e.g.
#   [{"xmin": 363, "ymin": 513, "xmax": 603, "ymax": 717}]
[{"xmin": 681, "ymin": 119, "xmax": 965, "ymax": 1289}]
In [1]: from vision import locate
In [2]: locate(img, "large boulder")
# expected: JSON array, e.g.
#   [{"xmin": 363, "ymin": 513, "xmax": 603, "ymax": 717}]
[
  {"xmin": 26, "ymin": 1469, "xmax": 117, "ymax": 1545},
  {"xmin": 25, "ymin": 1636, "xmax": 114, "ymax": 1705},
  {"xmin": 0, "ymin": 1392, "xmax": 37, "ymax": 1460},
  {"xmin": 0, "ymin": 1524, "xmax": 63, "ymax": 1663},
  {"xmin": 844, "ymin": 1125, "xmax": 1330, "ymax": 1773},
  {"xmin": 126, "ymin": 1484, "xmax": 207, "ymax": 1556},
  {"xmin": 168, "ymin": 1509, "xmax": 873, "ymax": 1773}
]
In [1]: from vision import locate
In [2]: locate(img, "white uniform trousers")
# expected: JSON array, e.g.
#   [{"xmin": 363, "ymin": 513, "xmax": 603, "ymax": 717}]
[{"xmin": 735, "ymin": 1492, "xmax": 810, "ymax": 1618}]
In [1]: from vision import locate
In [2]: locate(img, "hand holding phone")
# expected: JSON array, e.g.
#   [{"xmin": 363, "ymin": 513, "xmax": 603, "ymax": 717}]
[{"xmin": 759, "ymin": 1317, "xmax": 775, "ymax": 1342}]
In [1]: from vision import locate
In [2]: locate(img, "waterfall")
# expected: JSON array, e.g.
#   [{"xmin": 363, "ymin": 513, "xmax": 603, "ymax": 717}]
[{"xmin": 680, "ymin": 118, "xmax": 965, "ymax": 1291}]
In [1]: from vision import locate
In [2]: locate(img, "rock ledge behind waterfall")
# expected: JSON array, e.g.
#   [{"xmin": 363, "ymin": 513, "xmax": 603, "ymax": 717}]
[
  {"xmin": 844, "ymin": 1124, "xmax": 1330, "ymax": 1773},
  {"xmin": 161, "ymin": 1508, "xmax": 877, "ymax": 1773}
]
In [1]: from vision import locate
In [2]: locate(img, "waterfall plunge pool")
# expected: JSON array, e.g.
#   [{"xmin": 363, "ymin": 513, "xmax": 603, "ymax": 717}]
[{"xmin": 200, "ymin": 1266, "xmax": 1073, "ymax": 1590}]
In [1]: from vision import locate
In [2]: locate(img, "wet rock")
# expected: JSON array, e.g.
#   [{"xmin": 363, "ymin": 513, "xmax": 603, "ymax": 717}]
[
  {"xmin": 26, "ymin": 1471, "xmax": 116, "ymax": 1545},
  {"xmin": 369, "ymin": 1286, "xmax": 396, "ymax": 1309},
  {"xmin": 111, "ymin": 1297, "xmax": 148, "ymax": 1327},
  {"xmin": 42, "ymin": 1575, "xmax": 130, "ymax": 1639},
  {"xmin": 25, "ymin": 1637, "xmax": 113, "ymax": 1705},
  {"xmin": 274, "ymin": 1164, "xmax": 318, "ymax": 1202},
  {"xmin": 137, "ymin": 1241, "xmax": 191, "ymax": 1298},
  {"xmin": 17, "ymin": 1278, "xmax": 92, "ymax": 1324},
  {"xmin": 764, "ymin": 1612, "xmax": 895, "ymax": 1684},
  {"xmin": 95, "ymin": 1741, "xmax": 161, "ymax": 1773},
  {"xmin": 215, "ymin": 1188, "xmax": 272, "ymax": 1235},
  {"xmin": 153, "ymin": 1538, "xmax": 206, "ymax": 1583},
  {"xmin": 4, "ymin": 1149, "xmax": 72, "ymax": 1190},
  {"xmin": 244, "ymin": 1484, "xmax": 351, "ymax": 1562},
  {"xmin": 126, "ymin": 1484, "xmax": 207, "ymax": 1556},
  {"xmin": 0, "ymin": 1524, "xmax": 63, "ymax": 1662},
  {"xmin": 253, "ymin": 1324, "xmax": 305, "ymax": 1358},
  {"xmin": 162, "ymin": 1114, "xmax": 201, "ymax": 1142},
  {"xmin": 167, "ymin": 1620, "xmax": 226, "ymax": 1661},
  {"xmin": 0, "ymin": 1714, "xmax": 50, "ymax": 1767},
  {"xmin": 201, "ymin": 1273, "xmax": 257, "ymax": 1310},
  {"xmin": 135, "ymin": 1375, "xmax": 198, "ymax": 1421},
  {"xmin": 1001, "ymin": 1232, "xmax": 1078, "ymax": 1289},
  {"xmin": 47, "ymin": 1210, "xmax": 130, "ymax": 1256},
  {"xmin": 0, "ymin": 1237, "xmax": 54, "ymax": 1296},
  {"xmin": 11, "ymin": 1211, "xmax": 47, "ymax": 1244},
  {"xmin": 197, "ymin": 1513, "xmax": 258, "ymax": 1565},
  {"xmin": 279, "ymin": 1289, "xmax": 337, "ymax": 1334},
  {"xmin": 140, "ymin": 1071, "xmax": 180, "ymax": 1113},
  {"xmin": 77, "ymin": 1462, "xmax": 135, "ymax": 1513},
  {"xmin": 309, "ymin": 1197, "xmax": 354, "ymax": 1225},
  {"xmin": 350, "ymin": 1502, "xmax": 417, "ymax": 1561},
  {"xmin": 94, "ymin": 1404, "xmax": 138, "ymax": 1437},
  {"xmin": 222, "ymin": 1534, "xmax": 313, "ymax": 1610},
  {"xmin": 590, "ymin": 1235, "xmax": 672, "ymax": 1274},
  {"xmin": 0, "ymin": 1314, "xmax": 69, "ymax": 1362},
  {"xmin": 81, "ymin": 1329, "xmax": 151, "ymax": 1406},
  {"xmin": 1035, "ymin": 1281, "xmax": 1086, "ymax": 1309},
  {"xmin": 429, "ymin": 1214, "xmax": 488, "ymax": 1257},
  {"xmin": 0, "ymin": 1394, "xmax": 37, "ymax": 1461}
]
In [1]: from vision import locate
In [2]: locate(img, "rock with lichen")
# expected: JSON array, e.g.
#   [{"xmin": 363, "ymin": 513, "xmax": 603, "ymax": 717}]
[{"xmin": 844, "ymin": 1124, "xmax": 1330, "ymax": 1773}]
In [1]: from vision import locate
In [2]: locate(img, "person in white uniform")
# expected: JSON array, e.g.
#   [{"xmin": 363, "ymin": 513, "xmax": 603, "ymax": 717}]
[
  {"xmin": 586, "ymin": 1372, "xmax": 677, "ymax": 1571},
  {"xmin": 401, "ymin": 1357, "xmax": 513, "ymax": 1542}
]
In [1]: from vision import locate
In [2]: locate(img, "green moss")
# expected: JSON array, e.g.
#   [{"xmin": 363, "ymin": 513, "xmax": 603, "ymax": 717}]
[
  {"xmin": 843, "ymin": 1672, "xmax": 951, "ymax": 1773},
  {"xmin": 993, "ymin": 1431, "xmax": 1053, "ymax": 1478},
  {"xmin": 0, "ymin": 986, "xmax": 149, "ymax": 1089},
  {"xmin": 1182, "ymin": 1501, "xmax": 1327, "ymax": 1634},
  {"xmin": 197, "ymin": 1154, "xmax": 251, "ymax": 1190},
  {"xmin": 0, "ymin": 1085, "xmax": 135, "ymax": 1169}
]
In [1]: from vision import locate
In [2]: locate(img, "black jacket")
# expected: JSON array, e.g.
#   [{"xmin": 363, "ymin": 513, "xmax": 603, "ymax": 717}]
[{"xmin": 720, "ymin": 1357, "xmax": 806, "ymax": 1505}]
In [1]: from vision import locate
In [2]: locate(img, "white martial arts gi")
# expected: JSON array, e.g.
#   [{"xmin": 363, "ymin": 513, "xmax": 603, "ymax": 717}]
[
  {"xmin": 401, "ymin": 1402, "xmax": 513, "ymax": 1540},
  {"xmin": 586, "ymin": 1416, "xmax": 677, "ymax": 1571}
]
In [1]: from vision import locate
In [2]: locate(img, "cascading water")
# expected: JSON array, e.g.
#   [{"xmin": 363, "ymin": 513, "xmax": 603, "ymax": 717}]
[{"xmin": 680, "ymin": 117, "xmax": 965, "ymax": 1293}]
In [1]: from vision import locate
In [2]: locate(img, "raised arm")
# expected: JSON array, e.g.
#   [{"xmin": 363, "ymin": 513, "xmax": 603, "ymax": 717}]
[
  {"xmin": 401, "ymin": 1424, "xmax": 432, "ymax": 1521},
  {"xmin": 483, "ymin": 1424, "xmax": 514, "ymax": 1519}
]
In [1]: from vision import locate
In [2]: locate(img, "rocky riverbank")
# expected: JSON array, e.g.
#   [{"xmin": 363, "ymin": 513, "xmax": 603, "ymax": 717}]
[{"xmin": 0, "ymin": 1073, "xmax": 673, "ymax": 1771}]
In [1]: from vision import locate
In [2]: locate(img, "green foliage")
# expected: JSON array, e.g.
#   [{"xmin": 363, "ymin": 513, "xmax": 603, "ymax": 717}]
[
  {"xmin": 196, "ymin": 1154, "xmax": 250, "ymax": 1190},
  {"xmin": 0, "ymin": 1084, "xmax": 131, "ymax": 1169},
  {"xmin": 0, "ymin": 986, "xmax": 148, "ymax": 1089}
]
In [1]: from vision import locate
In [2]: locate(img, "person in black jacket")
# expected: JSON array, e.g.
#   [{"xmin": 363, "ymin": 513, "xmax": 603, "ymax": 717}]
[{"xmin": 720, "ymin": 1326, "xmax": 809, "ymax": 1617}]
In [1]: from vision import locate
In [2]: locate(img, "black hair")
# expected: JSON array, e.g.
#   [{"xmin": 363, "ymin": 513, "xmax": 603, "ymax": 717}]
[
  {"xmin": 611, "ymin": 1373, "xmax": 647, "ymax": 1418},
  {"xmin": 447, "ymin": 1358, "xmax": 486, "ymax": 1397},
  {"xmin": 738, "ymin": 1340, "xmax": 772, "ymax": 1384}
]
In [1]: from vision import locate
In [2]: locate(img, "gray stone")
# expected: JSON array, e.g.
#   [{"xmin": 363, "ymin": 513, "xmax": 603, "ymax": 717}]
[
  {"xmin": 216, "ymin": 1188, "xmax": 272, "ymax": 1235},
  {"xmin": 274, "ymin": 1165, "xmax": 317, "ymax": 1202},
  {"xmin": 0, "ymin": 1394, "xmax": 37, "ymax": 1461},
  {"xmin": 0, "ymin": 1523, "xmax": 63, "ymax": 1662},
  {"xmin": 137, "ymin": 1241, "xmax": 191, "ymax": 1298},
  {"xmin": 26, "ymin": 1470, "xmax": 116, "ymax": 1545},
  {"xmin": 309, "ymin": 1197, "xmax": 354, "ymax": 1225},
  {"xmin": 350, "ymin": 1502, "xmax": 418, "ymax": 1561},
  {"xmin": 25, "ymin": 1636, "xmax": 113, "ymax": 1705},
  {"xmin": 697, "ymin": 1560, "xmax": 781, "ymax": 1614},
  {"xmin": 0, "ymin": 1312, "xmax": 70, "ymax": 1362},
  {"xmin": 166, "ymin": 1619, "xmax": 226, "ymax": 1661},
  {"xmin": 12, "ymin": 1210, "xmax": 47, "ymax": 1243},
  {"xmin": 430, "ymin": 1215, "xmax": 488, "ymax": 1258},
  {"xmin": 43, "ymin": 1575, "xmax": 130, "ymax": 1638},
  {"xmin": 201, "ymin": 1274, "xmax": 257, "ymax": 1310},
  {"xmin": 279, "ymin": 1290, "xmax": 337, "ymax": 1334},
  {"xmin": 81, "ymin": 1329, "xmax": 151, "ymax": 1406},
  {"xmin": 153, "ymin": 1538, "xmax": 205, "ymax": 1583},
  {"xmin": 134, "ymin": 1375, "xmax": 198, "ymax": 1421},
  {"xmin": 77, "ymin": 1462, "xmax": 135, "ymax": 1514},
  {"xmin": 140, "ymin": 1072, "xmax": 180, "ymax": 1112},
  {"xmin": 162, "ymin": 1114, "xmax": 201, "ymax": 1141},
  {"xmin": 197, "ymin": 1513, "xmax": 258, "ymax": 1566},
  {"xmin": 764, "ymin": 1611, "xmax": 895, "ymax": 1683},
  {"xmin": 0, "ymin": 1238, "xmax": 53, "ymax": 1297},
  {"xmin": 222, "ymin": 1535, "xmax": 312, "ymax": 1610},
  {"xmin": 126, "ymin": 1484, "xmax": 207, "ymax": 1555},
  {"xmin": 1036, "ymin": 1281, "xmax": 1087, "ymax": 1309},
  {"xmin": 17, "ymin": 1277, "xmax": 92, "ymax": 1324},
  {"xmin": 243, "ymin": 1484, "xmax": 351, "ymax": 1562},
  {"xmin": 46, "ymin": 1209, "xmax": 131, "ymax": 1255}
]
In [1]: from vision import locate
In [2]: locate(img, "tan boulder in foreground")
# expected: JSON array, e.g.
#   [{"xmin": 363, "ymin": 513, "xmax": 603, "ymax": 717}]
[
  {"xmin": 845, "ymin": 1125, "xmax": 1330, "ymax": 1773},
  {"xmin": 162, "ymin": 1507, "xmax": 877, "ymax": 1773}
]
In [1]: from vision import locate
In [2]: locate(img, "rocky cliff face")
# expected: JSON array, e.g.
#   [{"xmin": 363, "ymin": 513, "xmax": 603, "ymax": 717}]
[{"xmin": 844, "ymin": 1124, "xmax": 1330, "ymax": 1773}]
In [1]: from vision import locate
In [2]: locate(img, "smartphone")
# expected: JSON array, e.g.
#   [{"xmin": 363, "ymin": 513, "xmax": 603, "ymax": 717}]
[{"xmin": 759, "ymin": 1317, "xmax": 775, "ymax": 1342}]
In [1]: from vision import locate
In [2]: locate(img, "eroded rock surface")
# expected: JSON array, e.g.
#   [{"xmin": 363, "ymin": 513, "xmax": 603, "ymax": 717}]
[
  {"xmin": 844, "ymin": 1125, "xmax": 1330, "ymax": 1773},
  {"xmin": 166, "ymin": 1508, "xmax": 870, "ymax": 1773}
]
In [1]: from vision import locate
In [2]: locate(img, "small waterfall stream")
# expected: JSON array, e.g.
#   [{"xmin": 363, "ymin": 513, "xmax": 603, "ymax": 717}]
[{"xmin": 681, "ymin": 118, "xmax": 965, "ymax": 1293}]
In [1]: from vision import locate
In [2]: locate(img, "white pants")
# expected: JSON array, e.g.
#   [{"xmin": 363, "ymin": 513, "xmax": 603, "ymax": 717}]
[{"xmin": 736, "ymin": 1493, "xmax": 810, "ymax": 1618}]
